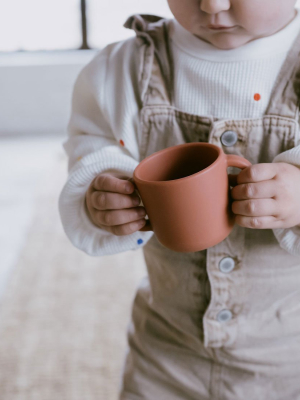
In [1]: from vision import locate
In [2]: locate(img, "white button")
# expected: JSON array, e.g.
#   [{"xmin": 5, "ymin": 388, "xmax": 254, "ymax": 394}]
[
  {"xmin": 217, "ymin": 309, "xmax": 232, "ymax": 323},
  {"xmin": 221, "ymin": 130, "xmax": 238, "ymax": 147},
  {"xmin": 219, "ymin": 257, "xmax": 235, "ymax": 273}
]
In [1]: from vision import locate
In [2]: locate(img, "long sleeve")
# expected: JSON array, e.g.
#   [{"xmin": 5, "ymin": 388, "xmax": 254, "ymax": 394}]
[
  {"xmin": 272, "ymin": 145, "xmax": 300, "ymax": 256},
  {"xmin": 58, "ymin": 38, "xmax": 153, "ymax": 256}
]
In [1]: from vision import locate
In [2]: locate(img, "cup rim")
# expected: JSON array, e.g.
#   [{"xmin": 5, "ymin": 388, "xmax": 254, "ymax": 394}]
[{"xmin": 134, "ymin": 142, "xmax": 222, "ymax": 185}]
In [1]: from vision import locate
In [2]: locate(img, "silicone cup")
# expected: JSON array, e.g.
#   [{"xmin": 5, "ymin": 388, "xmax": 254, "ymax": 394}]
[{"xmin": 138, "ymin": 153, "xmax": 251, "ymax": 232}]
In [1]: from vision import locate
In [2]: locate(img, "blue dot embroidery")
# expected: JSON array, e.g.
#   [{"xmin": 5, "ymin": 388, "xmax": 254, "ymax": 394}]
[{"xmin": 137, "ymin": 239, "xmax": 143, "ymax": 245}]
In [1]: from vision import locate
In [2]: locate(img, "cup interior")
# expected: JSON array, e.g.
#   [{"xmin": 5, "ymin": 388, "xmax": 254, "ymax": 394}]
[{"xmin": 137, "ymin": 144, "xmax": 219, "ymax": 182}]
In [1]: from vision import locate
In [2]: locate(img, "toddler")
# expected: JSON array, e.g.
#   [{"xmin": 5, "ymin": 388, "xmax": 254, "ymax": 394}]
[{"xmin": 59, "ymin": 0, "xmax": 300, "ymax": 398}]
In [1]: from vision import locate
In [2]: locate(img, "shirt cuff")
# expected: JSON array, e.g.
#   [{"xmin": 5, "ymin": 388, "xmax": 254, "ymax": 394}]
[{"xmin": 58, "ymin": 147, "xmax": 153, "ymax": 256}]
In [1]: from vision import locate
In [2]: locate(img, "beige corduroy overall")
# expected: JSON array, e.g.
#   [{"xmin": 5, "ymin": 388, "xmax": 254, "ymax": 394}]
[{"xmin": 119, "ymin": 14, "xmax": 300, "ymax": 400}]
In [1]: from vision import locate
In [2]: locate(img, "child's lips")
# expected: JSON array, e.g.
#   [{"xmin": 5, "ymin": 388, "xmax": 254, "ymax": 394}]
[{"xmin": 207, "ymin": 25, "xmax": 237, "ymax": 31}]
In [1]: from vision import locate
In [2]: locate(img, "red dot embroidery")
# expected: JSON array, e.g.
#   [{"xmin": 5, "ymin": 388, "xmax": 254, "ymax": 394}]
[
  {"xmin": 120, "ymin": 139, "xmax": 125, "ymax": 146},
  {"xmin": 254, "ymin": 93, "xmax": 261, "ymax": 101}
]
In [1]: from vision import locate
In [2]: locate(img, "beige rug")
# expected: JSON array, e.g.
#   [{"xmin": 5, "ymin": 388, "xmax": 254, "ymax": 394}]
[{"xmin": 0, "ymin": 142, "xmax": 147, "ymax": 400}]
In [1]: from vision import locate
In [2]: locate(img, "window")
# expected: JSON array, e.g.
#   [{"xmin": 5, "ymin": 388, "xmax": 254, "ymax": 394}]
[
  {"xmin": 0, "ymin": 0, "xmax": 172, "ymax": 52},
  {"xmin": 87, "ymin": 0, "xmax": 173, "ymax": 49},
  {"xmin": 1, "ymin": 0, "xmax": 300, "ymax": 52},
  {"xmin": 0, "ymin": 0, "xmax": 82, "ymax": 52}
]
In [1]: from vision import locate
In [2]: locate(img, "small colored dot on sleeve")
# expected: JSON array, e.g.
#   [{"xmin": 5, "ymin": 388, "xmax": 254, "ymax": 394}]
[
  {"xmin": 120, "ymin": 139, "xmax": 125, "ymax": 146},
  {"xmin": 77, "ymin": 156, "xmax": 82, "ymax": 161},
  {"xmin": 254, "ymin": 93, "xmax": 261, "ymax": 101},
  {"xmin": 137, "ymin": 239, "xmax": 143, "ymax": 245}
]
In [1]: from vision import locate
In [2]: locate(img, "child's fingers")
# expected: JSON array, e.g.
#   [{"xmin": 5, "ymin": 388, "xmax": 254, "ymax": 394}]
[
  {"xmin": 127, "ymin": 177, "xmax": 138, "ymax": 190},
  {"xmin": 90, "ymin": 191, "xmax": 141, "ymax": 210},
  {"xmin": 106, "ymin": 218, "xmax": 146, "ymax": 236},
  {"xmin": 93, "ymin": 173, "xmax": 135, "ymax": 194},
  {"xmin": 95, "ymin": 207, "xmax": 146, "ymax": 227},
  {"xmin": 107, "ymin": 219, "xmax": 147, "ymax": 236}
]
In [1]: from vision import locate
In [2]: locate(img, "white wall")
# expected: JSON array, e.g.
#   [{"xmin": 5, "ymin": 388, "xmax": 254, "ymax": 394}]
[{"xmin": 0, "ymin": 50, "xmax": 97, "ymax": 136}]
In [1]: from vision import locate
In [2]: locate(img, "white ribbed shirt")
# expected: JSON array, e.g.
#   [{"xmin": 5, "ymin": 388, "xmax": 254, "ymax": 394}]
[
  {"xmin": 171, "ymin": 13, "xmax": 299, "ymax": 119},
  {"xmin": 59, "ymin": 8, "xmax": 300, "ymax": 257}
]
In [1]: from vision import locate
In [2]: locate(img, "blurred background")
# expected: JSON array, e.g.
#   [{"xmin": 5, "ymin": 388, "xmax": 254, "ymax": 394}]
[
  {"xmin": 1, "ymin": 1, "xmax": 300, "ymax": 399},
  {"xmin": 0, "ymin": 1, "xmax": 172, "ymax": 399}
]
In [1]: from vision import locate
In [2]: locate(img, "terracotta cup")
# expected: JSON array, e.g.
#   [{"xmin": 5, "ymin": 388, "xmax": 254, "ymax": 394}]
[{"xmin": 133, "ymin": 142, "xmax": 252, "ymax": 253}]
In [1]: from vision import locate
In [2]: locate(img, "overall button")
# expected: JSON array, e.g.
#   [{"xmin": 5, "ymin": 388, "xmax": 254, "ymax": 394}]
[
  {"xmin": 219, "ymin": 257, "xmax": 235, "ymax": 273},
  {"xmin": 217, "ymin": 309, "xmax": 232, "ymax": 323},
  {"xmin": 221, "ymin": 130, "xmax": 238, "ymax": 146}
]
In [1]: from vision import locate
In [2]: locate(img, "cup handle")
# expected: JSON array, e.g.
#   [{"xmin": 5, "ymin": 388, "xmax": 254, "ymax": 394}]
[{"xmin": 226, "ymin": 154, "xmax": 252, "ymax": 186}]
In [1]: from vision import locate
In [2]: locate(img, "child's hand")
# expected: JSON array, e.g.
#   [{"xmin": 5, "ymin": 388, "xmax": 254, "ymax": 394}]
[
  {"xmin": 230, "ymin": 162, "xmax": 300, "ymax": 229},
  {"xmin": 85, "ymin": 172, "xmax": 146, "ymax": 235}
]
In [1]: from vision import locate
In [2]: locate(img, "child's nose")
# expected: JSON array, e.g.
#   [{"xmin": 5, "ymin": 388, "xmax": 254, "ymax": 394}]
[{"xmin": 200, "ymin": 0, "xmax": 231, "ymax": 14}]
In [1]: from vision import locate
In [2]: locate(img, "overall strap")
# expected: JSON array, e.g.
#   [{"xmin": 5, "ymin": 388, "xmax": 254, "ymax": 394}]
[
  {"xmin": 124, "ymin": 14, "xmax": 174, "ymax": 106},
  {"xmin": 266, "ymin": 26, "xmax": 300, "ymax": 120}
]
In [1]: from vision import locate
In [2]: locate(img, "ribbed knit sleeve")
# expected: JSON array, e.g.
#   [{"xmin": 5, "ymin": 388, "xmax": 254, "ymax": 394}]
[
  {"xmin": 272, "ymin": 146, "xmax": 300, "ymax": 256},
  {"xmin": 58, "ymin": 38, "xmax": 153, "ymax": 256}
]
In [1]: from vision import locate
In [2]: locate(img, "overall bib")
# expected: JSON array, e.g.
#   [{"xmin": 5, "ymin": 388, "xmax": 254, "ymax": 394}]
[{"xmin": 119, "ymin": 15, "xmax": 300, "ymax": 400}]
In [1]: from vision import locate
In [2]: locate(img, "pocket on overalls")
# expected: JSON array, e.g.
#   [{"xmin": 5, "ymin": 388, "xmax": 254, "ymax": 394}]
[{"xmin": 140, "ymin": 106, "xmax": 212, "ymax": 159}]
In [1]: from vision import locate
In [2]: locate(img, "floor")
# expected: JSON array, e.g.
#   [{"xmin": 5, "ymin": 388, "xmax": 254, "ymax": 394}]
[
  {"xmin": 0, "ymin": 135, "xmax": 62, "ymax": 297},
  {"xmin": 0, "ymin": 135, "xmax": 147, "ymax": 400}
]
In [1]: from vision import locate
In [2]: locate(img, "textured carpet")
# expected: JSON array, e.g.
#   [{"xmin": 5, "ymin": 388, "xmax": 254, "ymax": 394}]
[{"xmin": 0, "ymin": 139, "xmax": 147, "ymax": 400}]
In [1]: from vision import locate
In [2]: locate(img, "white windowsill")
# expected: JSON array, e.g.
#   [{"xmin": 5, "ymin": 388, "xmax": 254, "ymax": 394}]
[
  {"xmin": 0, "ymin": 49, "xmax": 99, "ymax": 66},
  {"xmin": 0, "ymin": 49, "xmax": 99, "ymax": 136}
]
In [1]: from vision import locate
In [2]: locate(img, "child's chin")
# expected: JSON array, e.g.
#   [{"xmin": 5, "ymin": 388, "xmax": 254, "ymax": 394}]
[{"xmin": 209, "ymin": 35, "xmax": 246, "ymax": 51}]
